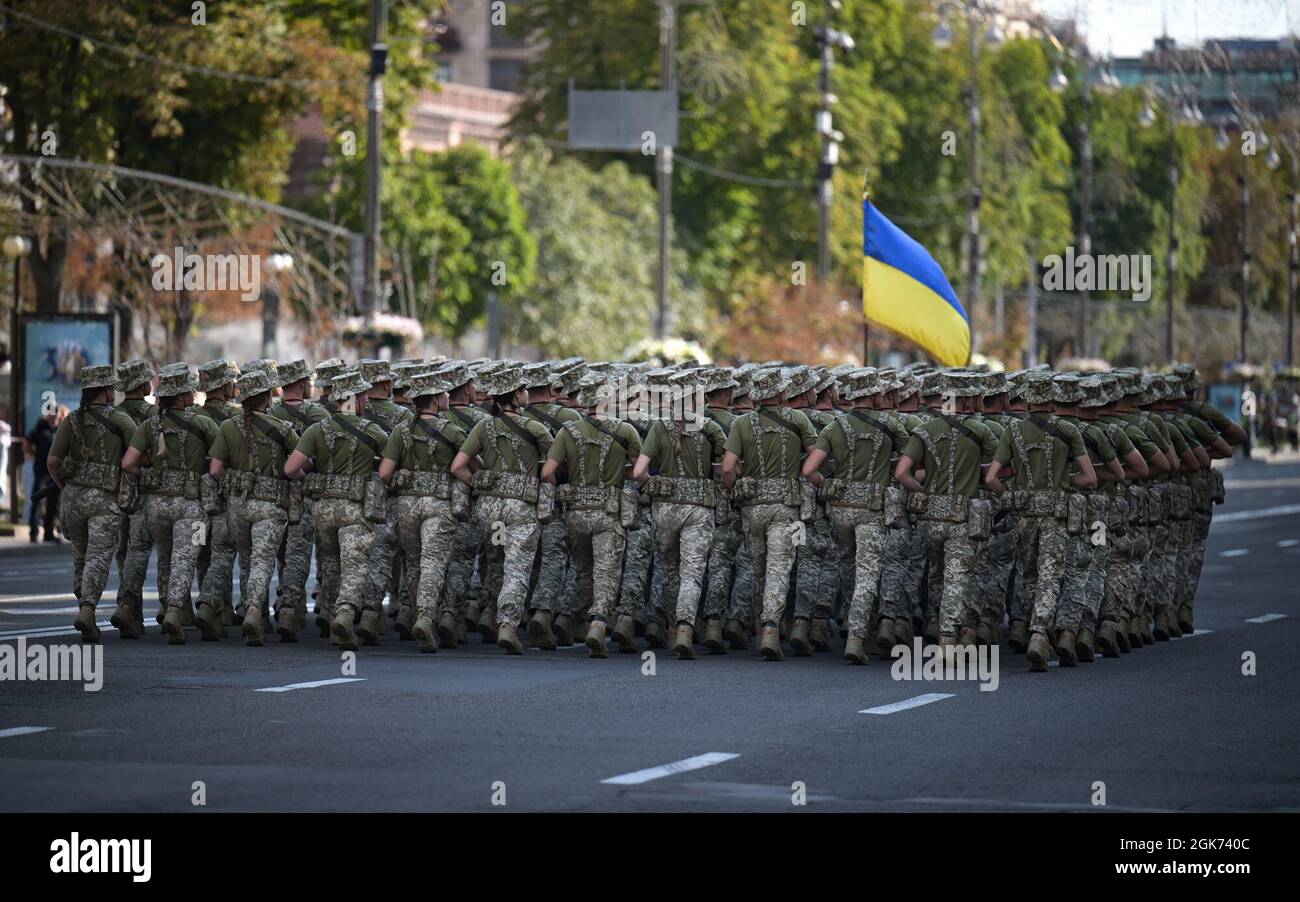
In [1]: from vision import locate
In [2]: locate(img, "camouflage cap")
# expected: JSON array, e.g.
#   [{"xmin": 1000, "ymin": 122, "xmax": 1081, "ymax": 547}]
[
  {"xmin": 115, "ymin": 358, "xmax": 153, "ymax": 393},
  {"xmin": 330, "ymin": 370, "xmax": 372, "ymax": 401},
  {"xmin": 830, "ymin": 363, "xmax": 857, "ymax": 377},
  {"xmin": 896, "ymin": 371, "xmax": 919, "ymax": 401},
  {"xmin": 478, "ymin": 365, "xmax": 527, "ymax": 397},
  {"xmin": 1138, "ymin": 374, "xmax": 1166, "ymax": 406},
  {"xmin": 276, "ymin": 358, "xmax": 311, "ymax": 387},
  {"xmin": 435, "ymin": 361, "xmax": 473, "ymax": 391},
  {"xmin": 79, "ymin": 364, "xmax": 118, "ymax": 391},
  {"xmin": 1161, "ymin": 373, "xmax": 1187, "ymax": 401},
  {"xmin": 156, "ymin": 363, "xmax": 199, "ymax": 398},
  {"xmin": 1052, "ymin": 373, "xmax": 1085, "ymax": 404},
  {"xmin": 358, "ymin": 359, "xmax": 392, "ymax": 385},
  {"xmin": 747, "ymin": 368, "xmax": 786, "ymax": 402},
  {"xmin": 698, "ymin": 366, "xmax": 739, "ymax": 394},
  {"xmin": 1019, "ymin": 371, "xmax": 1056, "ymax": 405},
  {"xmin": 241, "ymin": 358, "xmax": 278, "ymax": 377},
  {"xmin": 947, "ymin": 372, "xmax": 984, "ymax": 398},
  {"xmin": 314, "ymin": 357, "xmax": 346, "ymax": 385},
  {"xmin": 782, "ymin": 365, "xmax": 819, "ymax": 398},
  {"xmin": 554, "ymin": 363, "xmax": 589, "ymax": 395},
  {"xmin": 521, "ymin": 362, "xmax": 553, "ymax": 389},
  {"xmin": 918, "ymin": 371, "xmax": 947, "ymax": 397},
  {"xmin": 575, "ymin": 373, "xmax": 615, "ymax": 409},
  {"xmin": 983, "ymin": 371, "xmax": 1008, "ymax": 395},
  {"xmin": 198, "ymin": 359, "xmax": 240, "ymax": 393},
  {"xmin": 1078, "ymin": 376, "xmax": 1109, "ymax": 407},
  {"xmin": 839, "ymin": 368, "xmax": 881, "ymax": 401},
  {"xmin": 1170, "ymin": 362, "xmax": 1200, "ymax": 391},
  {"xmin": 389, "ymin": 360, "xmax": 425, "ymax": 392},
  {"xmin": 407, "ymin": 371, "xmax": 451, "ymax": 399},
  {"xmin": 236, "ymin": 368, "xmax": 275, "ymax": 398}
]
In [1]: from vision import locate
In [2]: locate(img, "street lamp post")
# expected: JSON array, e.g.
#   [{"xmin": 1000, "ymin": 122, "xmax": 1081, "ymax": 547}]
[
  {"xmin": 3, "ymin": 235, "xmax": 32, "ymax": 524},
  {"xmin": 815, "ymin": 1, "xmax": 852, "ymax": 281}
]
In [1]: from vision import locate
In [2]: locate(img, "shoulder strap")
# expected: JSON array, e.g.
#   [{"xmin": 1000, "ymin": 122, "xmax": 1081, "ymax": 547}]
[
  {"xmin": 526, "ymin": 404, "xmax": 563, "ymax": 433},
  {"xmin": 847, "ymin": 409, "xmax": 885, "ymax": 434},
  {"xmin": 412, "ymin": 416, "xmax": 462, "ymax": 455},
  {"xmin": 446, "ymin": 406, "xmax": 478, "ymax": 430},
  {"xmin": 250, "ymin": 413, "xmax": 290, "ymax": 453},
  {"xmin": 165, "ymin": 410, "xmax": 211, "ymax": 446},
  {"xmin": 939, "ymin": 414, "xmax": 981, "ymax": 447},
  {"xmin": 498, "ymin": 412, "xmax": 542, "ymax": 454},
  {"xmin": 84, "ymin": 406, "xmax": 130, "ymax": 449},
  {"xmin": 332, "ymin": 413, "xmax": 382, "ymax": 457},
  {"xmin": 582, "ymin": 414, "xmax": 628, "ymax": 453},
  {"xmin": 279, "ymin": 402, "xmax": 311, "ymax": 427}
]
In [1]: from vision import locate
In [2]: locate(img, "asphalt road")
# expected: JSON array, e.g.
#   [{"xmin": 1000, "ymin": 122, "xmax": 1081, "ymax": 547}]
[{"xmin": 1, "ymin": 458, "xmax": 1297, "ymax": 812}]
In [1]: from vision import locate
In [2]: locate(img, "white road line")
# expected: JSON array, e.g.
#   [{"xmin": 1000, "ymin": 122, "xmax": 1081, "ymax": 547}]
[
  {"xmin": 0, "ymin": 726, "xmax": 53, "ymax": 739},
  {"xmin": 0, "ymin": 607, "xmax": 82, "ymax": 616},
  {"xmin": 1277, "ymin": 539, "xmax": 1300, "ymax": 548},
  {"xmin": 1245, "ymin": 613, "xmax": 1288, "ymax": 624},
  {"xmin": 860, "ymin": 693, "xmax": 955, "ymax": 715},
  {"xmin": 1220, "ymin": 549, "xmax": 1250, "ymax": 557},
  {"xmin": 1187, "ymin": 629, "xmax": 1214, "ymax": 637},
  {"xmin": 254, "ymin": 678, "xmax": 367, "ymax": 693},
  {"xmin": 0, "ymin": 622, "xmax": 114, "ymax": 642},
  {"xmin": 1214, "ymin": 503, "xmax": 1300, "ymax": 523},
  {"xmin": 600, "ymin": 752, "xmax": 740, "ymax": 785}
]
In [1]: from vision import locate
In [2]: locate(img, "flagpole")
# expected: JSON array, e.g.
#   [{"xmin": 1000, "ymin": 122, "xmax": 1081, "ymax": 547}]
[{"xmin": 862, "ymin": 179, "xmax": 871, "ymax": 366}]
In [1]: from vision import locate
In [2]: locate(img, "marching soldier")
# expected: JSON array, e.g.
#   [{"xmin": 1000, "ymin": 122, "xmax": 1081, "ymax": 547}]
[
  {"xmin": 194, "ymin": 359, "xmax": 242, "ymax": 630},
  {"xmin": 721, "ymin": 368, "xmax": 818, "ymax": 661},
  {"xmin": 283, "ymin": 369, "xmax": 388, "ymax": 652},
  {"xmin": 519, "ymin": 361, "xmax": 573, "ymax": 648},
  {"xmin": 206, "ymin": 368, "xmax": 299, "ymax": 645},
  {"xmin": 378, "ymin": 371, "xmax": 468, "ymax": 653},
  {"xmin": 437, "ymin": 361, "xmax": 492, "ymax": 641},
  {"xmin": 714, "ymin": 366, "xmax": 760, "ymax": 648},
  {"xmin": 111, "ymin": 359, "xmax": 157, "ymax": 638},
  {"xmin": 695, "ymin": 366, "xmax": 743, "ymax": 652},
  {"xmin": 983, "ymin": 371, "xmax": 1095, "ymax": 671},
  {"xmin": 786, "ymin": 364, "xmax": 839, "ymax": 655},
  {"xmin": 122, "ymin": 364, "xmax": 220, "ymax": 645},
  {"xmin": 613, "ymin": 366, "xmax": 668, "ymax": 648},
  {"xmin": 46, "ymin": 364, "xmax": 135, "ymax": 643},
  {"xmin": 632, "ymin": 367, "xmax": 725, "ymax": 659}
]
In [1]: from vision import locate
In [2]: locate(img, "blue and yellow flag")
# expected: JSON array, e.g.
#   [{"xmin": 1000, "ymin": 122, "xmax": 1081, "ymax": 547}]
[{"xmin": 862, "ymin": 199, "xmax": 970, "ymax": 366}]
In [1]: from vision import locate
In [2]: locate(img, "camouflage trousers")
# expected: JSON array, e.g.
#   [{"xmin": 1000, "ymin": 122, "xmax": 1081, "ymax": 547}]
[
  {"xmin": 529, "ymin": 517, "xmax": 569, "ymax": 614},
  {"xmin": 880, "ymin": 517, "xmax": 920, "ymax": 624},
  {"xmin": 650, "ymin": 502, "xmax": 715, "ymax": 625},
  {"xmin": 473, "ymin": 496, "xmax": 540, "ymax": 628},
  {"xmin": 829, "ymin": 505, "xmax": 887, "ymax": 639},
  {"xmin": 363, "ymin": 500, "xmax": 400, "ymax": 615},
  {"xmin": 702, "ymin": 511, "xmax": 743, "ymax": 620},
  {"xmin": 794, "ymin": 509, "xmax": 839, "ymax": 620},
  {"xmin": 1120, "ymin": 524, "xmax": 1152, "ymax": 621},
  {"xmin": 1177, "ymin": 507, "xmax": 1212, "ymax": 614},
  {"xmin": 1099, "ymin": 529, "xmax": 1132, "ymax": 623},
  {"xmin": 197, "ymin": 509, "xmax": 237, "ymax": 612},
  {"xmin": 396, "ymin": 495, "xmax": 459, "ymax": 620},
  {"xmin": 1013, "ymin": 514, "xmax": 1066, "ymax": 636},
  {"xmin": 565, "ymin": 507, "xmax": 626, "ymax": 621},
  {"xmin": 972, "ymin": 518, "xmax": 1016, "ymax": 629},
  {"xmin": 443, "ymin": 518, "xmax": 485, "ymax": 618},
  {"xmin": 1140, "ymin": 520, "xmax": 1176, "ymax": 622},
  {"xmin": 313, "ymin": 498, "xmax": 375, "ymax": 618},
  {"xmin": 740, "ymin": 502, "xmax": 801, "ymax": 625},
  {"xmin": 146, "ymin": 494, "xmax": 207, "ymax": 610},
  {"xmin": 614, "ymin": 505, "xmax": 655, "ymax": 620},
  {"xmin": 919, "ymin": 517, "xmax": 976, "ymax": 638},
  {"xmin": 227, "ymin": 497, "xmax": 288, "ymax": 615},
  {"xmin": 1054, "ymin": 532, "xmax": 1107, "ymax": 634},
  {"xmin": 116, "ymin": 508, "xmax": 152, "ymax": 618},
  {"xmin": 277, "ymin": 495, "xmax": 315, "ymax": 617},
  {"xmin": 61, "ymin": 485, "xmax": 122, "ymax": 608}
]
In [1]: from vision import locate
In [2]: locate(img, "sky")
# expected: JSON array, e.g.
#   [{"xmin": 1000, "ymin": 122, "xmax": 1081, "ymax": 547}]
[{"xmin": 1036, "ymin": 0, "xmax": 1297, "ymax": 58}]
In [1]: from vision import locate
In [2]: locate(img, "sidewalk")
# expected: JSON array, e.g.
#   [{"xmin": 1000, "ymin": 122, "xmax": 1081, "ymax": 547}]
[{"xmin": 0, "ymin": 523, "xmax": 71, "ymax": 560}]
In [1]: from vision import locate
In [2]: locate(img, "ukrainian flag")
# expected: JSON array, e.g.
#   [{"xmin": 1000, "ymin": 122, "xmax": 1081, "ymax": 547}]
[{"xmin": 862, "ymin": 199, "xmax": 970, "ymax": 366}]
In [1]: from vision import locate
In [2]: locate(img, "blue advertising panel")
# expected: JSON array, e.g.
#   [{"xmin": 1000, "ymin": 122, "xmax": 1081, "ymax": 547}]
[
  {"xmin": 21, "ymin": 316, "xmax": 113, "ymax": 434},
  {"xmin": 1207, "ymin": 383, "xmax": 1243, "ymax": 424}
]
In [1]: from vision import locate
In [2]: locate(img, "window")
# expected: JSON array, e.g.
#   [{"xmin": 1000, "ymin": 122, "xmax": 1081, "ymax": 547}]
[{"xmin": 489, "ymin": 58, "xmax": 524, "ymax": 93}]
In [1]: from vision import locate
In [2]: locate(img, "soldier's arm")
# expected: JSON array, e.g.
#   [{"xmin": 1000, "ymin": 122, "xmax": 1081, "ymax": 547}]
[
  {"xmin": 283, "ymin": 450, "xmax": 312, "ymax": 480},
  {"xmin": 801, "ymin": 447, "xmax": 828, "ymax": 481},
  {"xmin": 895, "ymin": 454, "xmax": 924, "ymax": 492},
  {"xmin": 451, "ymin": 451, "xmax": 476, "ymax": 486},
  {"xmin": 985, "ymin": 460, "xmax": 1006, "ymax": 495},
  {"xmin": 121, "ymin": 445, "xmax": 146, "ymax": 476},
  {"xmin": 632, "ymin": 453, "xmax": 653, "ymax": 483},
  {"xmin": 1100, "ymin": 457, "xmax": 1126, "ymax": 483},
  {"xmin": 721, "ymin": 451, "xmax": 741, "ymax": 488},
  {"xmin": 1122, "ymin": 448, "xmax": 1149, "ymax": 479},
  {"xmin": 1070, "ymin": 454, "xmax": 1098, "ymax": 489}
]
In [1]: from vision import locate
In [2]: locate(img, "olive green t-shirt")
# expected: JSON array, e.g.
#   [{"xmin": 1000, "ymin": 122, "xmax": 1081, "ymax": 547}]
[
  {"xmin": 1060, "ymin": 415, "xmax": 1117, "ymax": 466},
  {"xmin": 548, "ymin": 417, "xmax": 642, "ymax": 487},
  {"xmin": 49, "ymin": 404, "xmax": 138, "ymax": 465},
  {"xmin": 815, "ymin": 409, "xmax": 907, "ymax": 485},
  {"xmin": 269, "ymin": 399, "xmax": 329, "ymax": 433},
  {"xmin": 723, "ymin": 406, "xmax": 817, "ymax": 479},
  {"xmin": 128, "ymin": 406, "xmax": 219, "ymax": 474},
  {"xmin": 442, "ymin": 404, "xmax": 488, "ymax": 435},
  {"xmin": 460, "ymin": 412, "xmax": 553, "ymax": 475},
  {"xmin": 382, "ymin": 414, "xmax": 469, "ymax": 472},
  {"xmin": 294, "ymin": 414, "xmax": 388, "ymax": 477},
  {"xmin": 901, "ymin": 413, "xmax": 999, "ymax": 497},
  {"xmin": 1188, "ymin": 400, "xmax": 1234, "ymax": 436},
  {"xmin": 704, "ymin": 406, "xmax": 735, "ymax": 434},
  {"xmin": 641, "ymin": 419, "xmax": 725, "ymax": 479},
  {"xmin": 363, "ymin": 397, "xmax": 413, "ymax": 433},
  {"xmin": 991, "ymin": 414, "xmax": 1087, "ymax": 491},
  {"xmin": 1176, "ymin": 410, "xmax": 1218, "ymax": 448},
  {"xmin": 117, "ymin": 398, "xmax": 157, "ymax": 426},
  {"xmin": 210, "ymin": 412, "xmax": 300, "ymax": 476},
  {"xmin": 199, "ymin": 397, "xmax": 242, "ymax": 425}
]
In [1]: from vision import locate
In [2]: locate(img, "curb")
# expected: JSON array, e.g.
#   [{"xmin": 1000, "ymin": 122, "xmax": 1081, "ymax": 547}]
[{"xmin": 0, "ymin": 541, "xmax": 72, "ymax": 561}]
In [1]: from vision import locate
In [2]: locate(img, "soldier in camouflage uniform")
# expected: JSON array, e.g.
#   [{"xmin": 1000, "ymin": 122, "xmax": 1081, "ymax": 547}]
[
  {"xmin": 111, "ymin": 359, "xmax": 156, "ymax": 639},
  {"xmin": 896, "ymin": 372, "xmax": 1000, "ymax": 652},
  {"xmin": 709, "ymin": 366, "xmax": 759, "ymax": 649},
  {"xmin": 266, "ymin": 359, "xmax": 329, "ymax": 633},
  {"xmin": 632, "ymin": 367, "xmax": 725, "ymax": 658},
  {"xmin": 966, "ymin": 371, "xmax": 1015, "ymax": 647},
  {"xmin": 206, "ymin": 369, "xmax": 299, "ymax": 645},
  {"xmin": 518, "ymin": 361, "xmax": 572, "ymax": 648},
  {"xmin": 437, "ymin": 362, "xmax": 491, "ymax": 643},
  {"xmin": 451, "ymin": 365, "xmax": 553, "ymax": 654},
  {"xmin": 802, "ymin": 368, "xmax": 908, "ymax": 663},
  {"xmin": 47, "ymin": 364, "xmax": 134, "ymax": 643},
  {"xmin": 877, "ymin": 369, "xmax": 922, "ymax": 649},
  {"xmin": 543, "ymin": 372, "xmax": 640, "ymax": 657},
  {"xmin": 122, "ymin": 364, "xmax": 220, "ymax": 645},
  {"xmin": 284, "ymin": 369, "xmax": 388, "ymax": 651},
  {"xmin": 985, "ymin": 371, "xmax": 1094, "ymax": 671},
  {"xmin": 379, "ymin": 372, "xmax": 468, "ymax": 653},
  {"xmin": 694, "ymin": 367, "xmax": 744, "ymax": 652},
  {"xmin": 722, "ymin": 368, "xmax": 818, "ymax": 661},
  {"xmin": 193, "ymin": 359, "xmax": 242, "ymax": 629}
]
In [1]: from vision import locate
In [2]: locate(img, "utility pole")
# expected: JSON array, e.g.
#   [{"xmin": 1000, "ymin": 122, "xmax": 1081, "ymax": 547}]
[
  {"xmin": 1026, "ymin": 249, "xmax": 1038, "ymax": 366},
  {"xmin": 1240, "ymin": 151, "xmax": 1251, "ymax": 363},
  {"xmin": 1166, "ymin": 106, "xmax": 1177, "ymax": 362},
  {"xmin": 815, "ymin": 2, "xmax": 852, "ymax": 281},
  {"xmin": 966, "ymin": 2, "xmax": 982, "ymax": 351},
  {"xmin": 363, "ymin": 0, "xmax": 388, "ymax": 341},
  {"xmin": 656, "ymin": 0, "xmax": 675, "ymax": 339},
  {"xmin": 1289, "ymin": 150, "xmax": 1297, "ymax": 367},
  {"xmin": 1077, "ymin": 52, "xmax": 1092, "ymax": 358}
]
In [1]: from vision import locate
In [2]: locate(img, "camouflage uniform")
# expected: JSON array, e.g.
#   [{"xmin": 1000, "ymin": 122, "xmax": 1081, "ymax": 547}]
[
  {"xmin": 521, "ymin": 372, "xmax": 575, "ymax": 620},
  {"xmin": 438, "ymin": 365, "xmax": 491, "ymax": 631},
  {"xmin": 112, "ymin": 359, "xmax": 157, "ymax": 629},
  {"xmin": 792, "ymin": 370, "xmax": 839, "ymax": 628},
  {"xmin": 194, "ymin": 360, "xmax": 243, "ymax": 621},
  {"xmin": 49, "ymin": 365, "xmax": 133, "ymax": 640},
  {"xmin": 356, "ymin": 360, "xmax": 410, "ymax": 627}
]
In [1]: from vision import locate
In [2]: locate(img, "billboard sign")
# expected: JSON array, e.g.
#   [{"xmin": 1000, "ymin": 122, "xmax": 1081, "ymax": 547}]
[{"xmin": 20, "ymin": 315, "xmax": 114, "ymax": 434}]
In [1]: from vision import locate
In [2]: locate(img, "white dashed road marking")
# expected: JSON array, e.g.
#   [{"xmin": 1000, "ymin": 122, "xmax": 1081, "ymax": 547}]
[
  {"xmin": 1187, "ymin": 629, "xmax": 1214, "ymax": 637},
  {"xmin": 0, "ymin": 727, "xmax": 53, "ymax": 739},
  {"xmin": 1220, "ymin": 549, "xmax": 1250, "ymax": 557},
  {"xmin": 601, "ymin": 752, "xmax": 740, "ymax": 785},
  {"xmin": 0, "ymin": 607, "xmax": 83, "ymax": 616},
  {"xmin": 1214, "ymin": 503, "xmax": 1300, "ymax": 523},
  {"xmin": 254, "ymin": 678, "xmax": 367, "ymax": 693},
  {"xmin": 1277, "ymin": 539, "xmax": 1300, "ymax": 548},
  {"xmin": 1245, "ymin": 614, "xmax": 1288, "ymax": 624},
  {"xmin": 860, "ymin": 693, "xmax": 955, "ymax": 715},
  {"xmin": 0, "ymin": 622, "xmax": 114, "ymax": 642}
]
